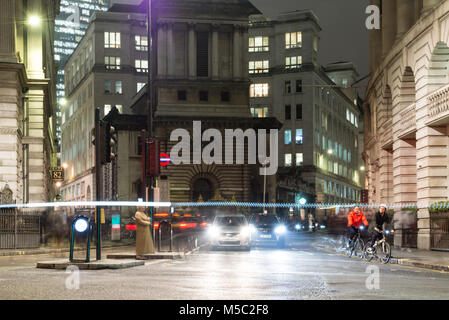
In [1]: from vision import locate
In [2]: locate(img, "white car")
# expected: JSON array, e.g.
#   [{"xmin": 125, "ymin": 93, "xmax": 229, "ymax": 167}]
[{"xmin": 208, "ymin": 214, "xmax": 251, "ymax": 250}]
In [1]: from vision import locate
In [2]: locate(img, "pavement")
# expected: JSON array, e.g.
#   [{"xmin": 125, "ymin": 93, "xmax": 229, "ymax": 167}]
[
  {"xmin": 314, "ymin": 231, "xmax": 449, "ymax": 272},
  {"xmin": 1, "ymin": 232, "xmax": 449, "ymax": 299}
]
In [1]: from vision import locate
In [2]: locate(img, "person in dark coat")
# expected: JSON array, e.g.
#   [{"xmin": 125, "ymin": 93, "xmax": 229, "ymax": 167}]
[{"xmin": 368, "ymin": 204, "xmax": 390, "ymax": 250}]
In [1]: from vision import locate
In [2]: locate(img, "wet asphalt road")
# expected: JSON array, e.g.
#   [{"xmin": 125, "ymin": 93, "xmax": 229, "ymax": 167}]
[{"xmin": 0, "ymin": 232, "xmax": 449, "ymax": 300}]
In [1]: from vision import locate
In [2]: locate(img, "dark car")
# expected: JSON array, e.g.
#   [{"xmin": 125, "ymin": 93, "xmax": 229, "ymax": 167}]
[{"xmin": 249, "ymin": 214, "xmax": 287, "ymax": 248}]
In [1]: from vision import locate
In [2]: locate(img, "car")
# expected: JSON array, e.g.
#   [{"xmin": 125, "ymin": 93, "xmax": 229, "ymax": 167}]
[
  {"xmin": 249, "ymin": 214, "xmax": 287, "ymax": 248},
  {"xmin": 208, "ymin": 213, "xmax": 251, "ymax": 250}
]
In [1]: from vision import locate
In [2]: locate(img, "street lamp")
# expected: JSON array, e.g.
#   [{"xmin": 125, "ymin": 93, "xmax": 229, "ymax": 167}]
[
  {"xmin": 327, "ymin": 149, "xmax": 333, "ymax": 155},
  {"xmin": 62, "ymin": 162, "xmax": 68, "ymax": 169},
  {"xmin": 27, "ymin": 15, "xmax": 40, "ymax": 26}
]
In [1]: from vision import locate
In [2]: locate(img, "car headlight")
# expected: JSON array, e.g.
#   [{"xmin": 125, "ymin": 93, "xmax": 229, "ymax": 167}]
[
  {"xmin": 275, "ymin": 225, "xmax": 287, "ymax": 234},
  {"xmin": 320, "ymin": 225, "xmax": 326, "ymax": 229},
  {"xmin": 249, "ymin": 224, "xmax": 257, "ymax": 233},
  {"xmin": 208, "ymin": 226, "xmax": 220, "ymax": 238},
  {"xmin": 240, "ymin": 226, "xmax": 251, "ymax": 237}
]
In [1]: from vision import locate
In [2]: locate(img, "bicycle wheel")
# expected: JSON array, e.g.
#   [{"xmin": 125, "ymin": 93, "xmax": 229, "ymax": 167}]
[
  {"xmin": 363, "ymin": 242, "xmax": 375, "ymax": 262},
  {"xmin": 377, "ymin": 242, "xmax": 391, "ymax": 264},
  {"xmin": 353, "ymin": 238, "xmax": 365, "ymax": 259}
]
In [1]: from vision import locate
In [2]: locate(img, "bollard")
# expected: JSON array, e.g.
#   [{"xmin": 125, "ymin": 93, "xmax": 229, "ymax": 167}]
[
  {"xmin": 158, "ymin": 225, "xmax": 161, "ymax": 252},
  {"xmin": 169, "ymin": 224, "xmax": 173, "ymax": 252}
]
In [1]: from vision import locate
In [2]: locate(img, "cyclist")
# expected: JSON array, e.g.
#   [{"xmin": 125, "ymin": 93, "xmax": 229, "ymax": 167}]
[
  {"xmin": 347, "ymin": 206, "xmax": 369, "ymax": 246},
  {"xmin": 366, "ymin": 204, "xmax": 390, "ymax": 253}
]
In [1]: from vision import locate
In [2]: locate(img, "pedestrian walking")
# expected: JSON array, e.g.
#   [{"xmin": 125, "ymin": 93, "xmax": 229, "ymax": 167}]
[{"xmin": 135, "ymin": 206, "xmax": 155, "ymax": 259}]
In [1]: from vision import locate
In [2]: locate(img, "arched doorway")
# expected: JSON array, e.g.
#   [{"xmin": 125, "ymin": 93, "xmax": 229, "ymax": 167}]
[{"xmin": 192, "ymin": 178, "xmax": 214, "ymax": 202}]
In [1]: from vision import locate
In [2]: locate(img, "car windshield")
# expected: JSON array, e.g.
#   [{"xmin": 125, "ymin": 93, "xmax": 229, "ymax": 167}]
[
  {"xmin": 251, "ymin": 215, "xmax": 279, "ymax": 224},
  {"xmin": 215, "ymin": 217, "xmax": 245, "ymax": 226}
]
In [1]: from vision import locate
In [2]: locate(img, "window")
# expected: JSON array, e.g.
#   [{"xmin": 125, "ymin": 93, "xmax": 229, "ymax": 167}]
[
  {"xmin": 196, "ymin": 32, "xmax": 209, "ymax": 77},
  {"xmin": 104, "ymin": 104, "xmax": 111, "ymax": 115},
  {"xmin": 346, "ymin": 109, "xmax": 351, "ymax": 121},
  {"xmin": 295, "ymin": 129, "xmax": 303, "ymax": 144},
  {"xmin": 105, "ymin": 56, "xmax": 120, "ymax": 70},
  {"xmin": 296, "ymin": 153, "xmax": 303, "ymax": 166},
  {"xmin": 285, "ymin": 31, "xmax": 302, "ymax": 49},
  {"xmin": 285, "ymin": 105, "xmax": 291, "ymax": 120},
  {"xmin": 116, "ymin": 105, "xmax": 123, "ymax": 113},
  {"xmin": 104, "ymin": 32, "xmax": 120, "ymax": 48},
  {"xmin": 115, "ymin": 81, "xmax": 122, "ymax": 94},
  {"xmin": 199, "ymin": 91, "xmax": 208, "ymax": 101},
  {"xmin": 296, "ymin": 104, "xmax": 302, "ymax": 120},
  {"xmin": 313, "ymin": 35, "xmax": 319, "ymax": 52},
  {"xmin": 137, "ymin": 82, "xmax": 145, "ymax": 92},
  {"xmin": 221, "ymin": 91, "xmax": 230, "ymax": 102},
  {"xmin": 284, "ymin": 130, "xmax": 292, "ymax": 145},
  {"xmin": 135, "ymin": 59, "xmax": 148, "ymax": 73},
  {"xmin": 285, "ymin": 81, "xmax": 291, "ymax": 94},
  {"xmin": 249, "ymin": 36, "xmax": 269, "ymax": 52},
  {"xmin": 250, "ymin": 107, "xmax": 268, "ymax": 118},
  {"xmin": 178, "ymin": 90, "xmax": 187, "ymax": 101},
  {"xmin": 104, "ymin": 80, "xmax": 111, "ymax": 93},
  {"xmin": 296, "ymin": 80, "xmax": 302, "ymax": 93},
  {"xmin": 249, "ymin": 60, "xmax": 269, "ymax": 74},
  {"xmin": 250, "ymin": 83, "xmax": 269, "ymax": 97},
  {"xmin": 135, "ymin": 35, "xmax": 148, "ymax": 51},
  {"xmin": 285, "ymin": 56, "xmax": 302, "ymax": 69},
  {"xmin": 285, "ymin": 154, "xmax": 292, "ymax": 166}
]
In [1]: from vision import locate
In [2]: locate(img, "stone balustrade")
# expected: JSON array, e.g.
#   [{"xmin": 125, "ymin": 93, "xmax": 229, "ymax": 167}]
[{"xmin": 427, "ymin": 83, "xmax": 449, "ymax": 125}]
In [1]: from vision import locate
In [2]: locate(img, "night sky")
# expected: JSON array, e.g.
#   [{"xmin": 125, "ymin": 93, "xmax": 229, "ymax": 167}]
[{"xmin": 251, "ymin": 0, "xmax": 370, "ymax": 81}]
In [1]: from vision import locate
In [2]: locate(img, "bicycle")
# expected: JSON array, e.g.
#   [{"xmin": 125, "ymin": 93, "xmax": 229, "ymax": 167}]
[
  {"xmin": 363, "ymin": 230, "xmax": 391, "ymax": 264},
  {"xmin": 346, "ymin": 229, "xmax": 364, "ymax": 260}
]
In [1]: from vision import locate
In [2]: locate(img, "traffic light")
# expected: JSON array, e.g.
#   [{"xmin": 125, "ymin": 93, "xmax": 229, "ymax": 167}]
[
  {"xmin": 146, "ymin": 138, "xmax": 160, "ymax": 177},
  {"xmin": 104, "ymin": 123, "xmax": 117, "ymax": 163}
]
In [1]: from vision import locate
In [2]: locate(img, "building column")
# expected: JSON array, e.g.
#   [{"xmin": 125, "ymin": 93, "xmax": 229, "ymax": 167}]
[
  {"xmin": 414, "ymin": 0, "xmax": 423, "ymax": 21},
  {"xmin": 421, "ymin": 0, "xmax": 441, "ymax": 13},
  {"xmin": 396, "ymin": 0, "xmax": 415, "ymax": 40},
  {"xmin": 0, "ymin": 0, "xmax": 16, "ymax": 63},
  {"xmin": 416, "ymin": 125, "xmax": 449, "ymax": 249},
  {"xmin": 26, "ymin": 0, "xmax": 44, "ymax": 79},
  {"xmin": 241, "ymin": 25, "xmax": 249, "ymax": 77},
  {"xmin": 187, "ymin": 22, "xmax": 196, "ymax": 79},
  {"xmin": 379, "ymin": 149, "xmax": 394, "ymax": 204},
  {"xmin": 233, "ymin": 25, "xmax": 241, "ymax": 79},
  {"xmin": 382, "ymin": 0, "xmax": 397, "ymax": 57},
  {"xmin": 370, "ymin": 0, "xmax": 382, "ymax": 72},
  {"xmin": 211, "ymin": 24, "xmax": 219, "ymax": 80},
  {"xmin": 166, "ymin": 23, "xmax": 175, "ymax": 78},
  {"xmin": 157, "ymin": 22, "xmax": 167, "ymax": 77}
]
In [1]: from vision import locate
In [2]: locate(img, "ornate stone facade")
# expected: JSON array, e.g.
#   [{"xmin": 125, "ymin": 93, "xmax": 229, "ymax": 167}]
[{"xmin": 365, "ymin": 0, "xmax": 449, "ymax": 249}]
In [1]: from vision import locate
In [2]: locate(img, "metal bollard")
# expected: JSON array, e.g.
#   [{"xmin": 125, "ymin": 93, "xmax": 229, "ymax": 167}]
[
  {"xmin": 169, "ymin": 224, "xmax": 173, "ymax": 252},
  {"xmin": 158, "ymin": 225, "xmax": 161, "ymax": 252}
]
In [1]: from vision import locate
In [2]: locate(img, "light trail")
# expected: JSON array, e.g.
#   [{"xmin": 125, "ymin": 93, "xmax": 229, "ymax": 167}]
[{"xmin": 0, "ymin": 200, "xmax": 442, "ymax": 210}]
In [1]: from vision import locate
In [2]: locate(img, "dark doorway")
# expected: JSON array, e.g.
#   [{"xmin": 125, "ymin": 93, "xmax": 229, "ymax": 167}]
[{"xmin": 192, "ymin": 178, "xmax": 214, "ymax": 201}]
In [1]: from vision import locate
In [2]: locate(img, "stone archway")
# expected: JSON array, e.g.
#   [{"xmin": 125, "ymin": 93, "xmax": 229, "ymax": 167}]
[{"xmin": 190, "ymin": 173, "xmax": 219, "ymax": 202}]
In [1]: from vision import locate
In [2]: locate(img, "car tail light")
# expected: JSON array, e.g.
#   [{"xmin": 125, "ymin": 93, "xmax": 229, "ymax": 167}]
[
  {"xmin": 179, "ymin": 222, "xmax": 197, "ymax": 229},
  {"xmin": 154, "ymin": 213, "xmax": 169, "ymax": 217},
  {"xmin": 153, "ymin": 222, "xmax": 160, "ymax": 229},
  {"xmin": 125, "ymin": 224, "xmax": 136, "ymax": 230},
  {"xmin": 183, "ymin": 214, "xmax": 192, "ymax": 217},
  {"xmin": 200, "ymin": 222, "xmax": 207, "ymax": 227}
]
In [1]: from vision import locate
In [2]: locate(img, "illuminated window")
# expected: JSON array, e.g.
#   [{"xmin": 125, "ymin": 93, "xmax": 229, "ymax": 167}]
[
  {"xmin": 250, "ymin": 107, "xmax": 268, "ymax": 118},
  {"xmin": 285, "ymin": 31, "xmax": 302, "ymax": 49},
  {"xmin": 105, "ymin": 56, "xmax": 121, "ymax": 70},
  {"xmin": 249, "ymin": 60, "xmax": 269, "ymax": 74},
  {"xmin": 116, "ymin": 105, "xmax": 123, "ymax": 113},
  {"xmin": 284, "ymin": 130, "xmax": 292, "ymax": 145},
  {"xmin": 135, "ymin": 59, "xmax": 148, "ymax": 73},
  {"xmin": 296, "ymin": 153, "xmax": 303, "ymax": 166},
  {"xmin": 135, "ymin": 35, "xmax": 148, "ymax": 51},
  {"xmin": 295, "ymin": 129, "xmax": 303, "ymax": 144},
  {"xmin": 137, "ymin": 82, "xmax": 145, "ymax": 92},
  {"xmin": 104, "ymin": 32, "xmax": 121, "ymax": 48},
  {"xmin": 250, "ymin": 83, "xmax": 269, "ymax": 97},
  {"xmin": 285, "ymin": 154, "xmax": 292, "ymax": 166},
  {"xmin": 249, "ymin": 36, "xmax": 269, "ymax": 52},
  {"xmin": 285, "ymin": 56, "xmax": 302, "ymax": 69},
  {"xmin": 104, "ymin": 104, "xmax": 111, "ymax": 115},
  {"xmin": 115, "ymin": 81, "xmax": 122, "ymax": 94}
]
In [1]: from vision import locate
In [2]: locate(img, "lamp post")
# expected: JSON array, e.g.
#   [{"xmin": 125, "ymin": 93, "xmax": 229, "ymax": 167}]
[{"xmin": 262, "ymin": 159, "xmax": 270, "ymax": 214}]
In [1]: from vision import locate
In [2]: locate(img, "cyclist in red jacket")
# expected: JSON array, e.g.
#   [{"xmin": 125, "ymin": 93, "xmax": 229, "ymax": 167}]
[{"xmin": 347, "ymin": 206, "xmax": 369, "ymax": 246}]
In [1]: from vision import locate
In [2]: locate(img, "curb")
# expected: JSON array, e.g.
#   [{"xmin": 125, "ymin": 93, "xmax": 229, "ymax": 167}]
[
  {"xmin": 314, "ymin": 243, "xmax": 449, "ymax": 272},
  {"xmin": 0, "ymin": 242, "xmax": 134, "ymax": 257},
  {"xmin": 36, "ymin": 259, "xmax": 145, "ymax": 270}
]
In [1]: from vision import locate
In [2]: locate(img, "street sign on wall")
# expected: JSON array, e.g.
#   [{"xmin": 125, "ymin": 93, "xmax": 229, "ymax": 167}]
[{"xmin": 51, "ymin": 167, "xmax": 64, "ymax": 181}]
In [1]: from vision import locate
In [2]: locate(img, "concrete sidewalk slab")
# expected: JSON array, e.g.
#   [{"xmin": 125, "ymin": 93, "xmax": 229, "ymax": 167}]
[
  {"xmin": 106, "ymin": 252, "xmax": 185, "ymax": 260},
  {"xmin": 36, "ymin": 259, "xmax": 144, "ymax": 270}
]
